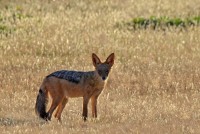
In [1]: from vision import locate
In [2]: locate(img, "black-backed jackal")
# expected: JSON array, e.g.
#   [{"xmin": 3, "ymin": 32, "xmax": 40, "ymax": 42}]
[{"xmin": 35, "ymin": 53, "xmax": 114, "ymax": 122}]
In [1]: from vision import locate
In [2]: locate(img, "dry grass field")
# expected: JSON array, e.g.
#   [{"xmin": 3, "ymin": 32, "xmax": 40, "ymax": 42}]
[{"xmin": 1, "ymin": 0, "xmax": 200, "ymax": 133}]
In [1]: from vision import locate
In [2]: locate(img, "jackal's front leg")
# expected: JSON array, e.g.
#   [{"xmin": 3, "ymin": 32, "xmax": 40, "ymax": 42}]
[
  {"xmin": 82, "ymin": 97, "xmax": 89, "ymax": 121},
  {"xmin": 91, "ymin": 95, "xmax": 98, "ymax": 118}
]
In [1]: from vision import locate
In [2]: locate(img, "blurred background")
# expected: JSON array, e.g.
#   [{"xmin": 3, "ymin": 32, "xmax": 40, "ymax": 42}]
[{"xmin": 0, "ymin": 0, "xmax": 200, "ymax": 133}]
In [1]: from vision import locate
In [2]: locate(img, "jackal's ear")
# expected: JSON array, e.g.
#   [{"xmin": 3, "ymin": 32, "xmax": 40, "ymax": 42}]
[
  {"xmin": 92, "ymin": 53, "xmax": 101, "ymax": 67},
  {"xmin": 106, "ymin": 53, "xmax": 115, "ymax": 67}
]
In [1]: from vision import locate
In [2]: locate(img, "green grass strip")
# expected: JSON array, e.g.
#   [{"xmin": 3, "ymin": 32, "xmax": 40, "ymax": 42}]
[{"xmin": 125, "ymin": 16, "xmax": 200, "ymax": 30}]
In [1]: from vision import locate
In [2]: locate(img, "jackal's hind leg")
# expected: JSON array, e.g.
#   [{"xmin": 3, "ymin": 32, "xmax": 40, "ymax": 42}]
[
  {"xmin": 54, "ymin": 97, "xmax": 68, "ymax": 122},
  {"xmin": 47, "ymin": 97, "xmax": 63, "ymax": 121}
]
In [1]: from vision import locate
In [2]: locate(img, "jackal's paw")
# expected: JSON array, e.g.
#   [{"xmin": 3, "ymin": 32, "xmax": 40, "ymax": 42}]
[
  {"xmin": 82, "ymin": 116, "xmax": 87, "ymax": 122},
  {"xmin": 45, "ymin": 113, "xmax": 51, "ymax": 121}
]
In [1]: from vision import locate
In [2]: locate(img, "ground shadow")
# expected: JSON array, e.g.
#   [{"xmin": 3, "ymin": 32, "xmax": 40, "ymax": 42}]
[{"xmin": 0, "ymin": 117, "xmax": 46, "ymax": 127}]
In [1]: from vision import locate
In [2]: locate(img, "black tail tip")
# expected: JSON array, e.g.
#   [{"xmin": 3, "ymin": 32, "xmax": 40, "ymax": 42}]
[{"xmin": 40, "ymin": 112, "xmax": 51, "ymax": 121}]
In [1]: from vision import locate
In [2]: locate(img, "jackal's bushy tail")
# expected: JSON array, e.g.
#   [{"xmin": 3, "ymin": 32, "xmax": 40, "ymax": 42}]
[{"xmin": 35, "ymin": 88, "xmax": 48, "ymax": 120}]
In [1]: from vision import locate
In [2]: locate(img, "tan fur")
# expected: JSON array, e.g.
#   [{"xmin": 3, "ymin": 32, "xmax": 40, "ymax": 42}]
[{"xmin": 35, "ymin": 53, "xmax": 114, "ymax": 122}]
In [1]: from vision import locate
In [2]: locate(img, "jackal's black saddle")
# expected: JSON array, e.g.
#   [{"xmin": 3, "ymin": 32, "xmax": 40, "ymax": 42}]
[{"xmin": 47, "ymin": 70, "xmax": 84, "ymax": 84}]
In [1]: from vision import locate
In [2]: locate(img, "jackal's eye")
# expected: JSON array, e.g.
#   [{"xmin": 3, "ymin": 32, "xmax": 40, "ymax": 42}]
[
  {"xmin": 98, "ymin": 70, "xmax": 102, "ymax": 74},
  {"xmin": 105, "ymin": 70, "xmax": 109, "ymax": 74}
]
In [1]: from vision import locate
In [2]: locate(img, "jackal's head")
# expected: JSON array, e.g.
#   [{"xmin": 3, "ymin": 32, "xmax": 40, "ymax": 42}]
[{"xmin": 92, "ymin": 53, "xmax": 115, "ymax": 81}]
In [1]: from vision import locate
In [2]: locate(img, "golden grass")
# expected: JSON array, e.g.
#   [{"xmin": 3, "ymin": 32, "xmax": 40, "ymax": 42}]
[{"xmin": 1, "ymin": 0, "xmax": 200, "ymax": 133}]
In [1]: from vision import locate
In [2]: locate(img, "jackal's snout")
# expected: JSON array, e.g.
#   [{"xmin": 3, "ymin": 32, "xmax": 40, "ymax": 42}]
[
  {"xmin": 102, "ymin": 76, "xmax": 106, "ymax": 80},
  {"xmin": 98, "ymin": 73, "xmax": 107, "ymax": 81}
]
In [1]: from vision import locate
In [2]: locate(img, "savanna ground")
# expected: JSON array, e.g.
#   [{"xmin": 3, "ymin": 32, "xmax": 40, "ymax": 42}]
[{"xmin": 1, "ymin": 0, "xmax": 200, "ymax": 133}]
